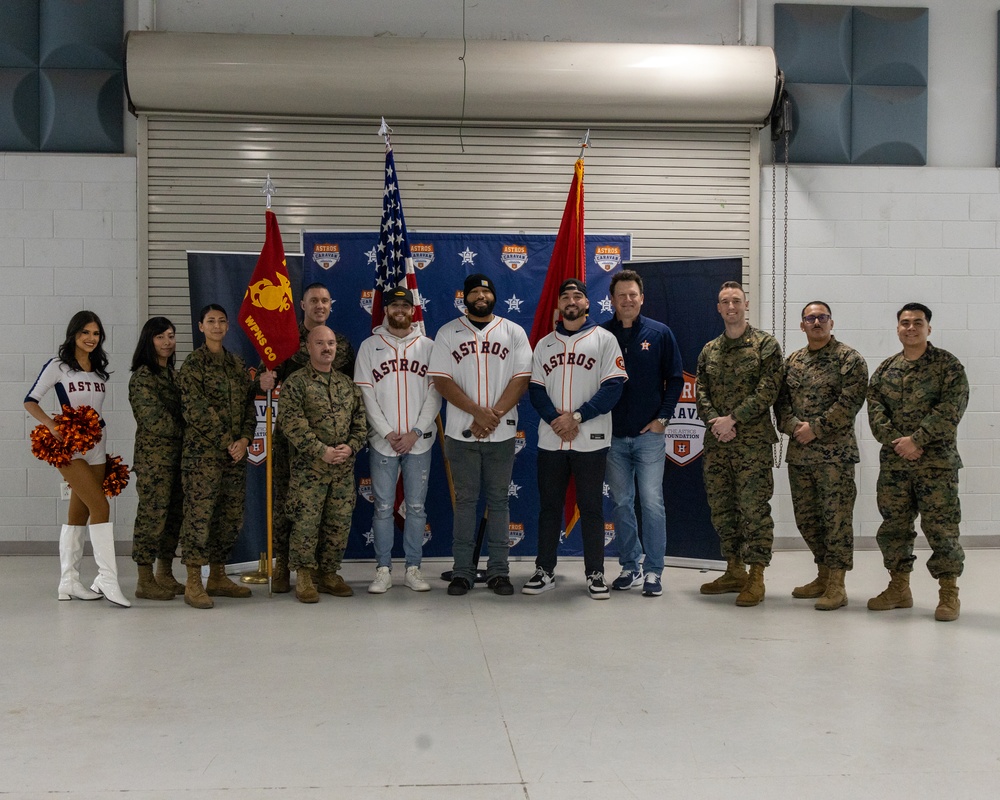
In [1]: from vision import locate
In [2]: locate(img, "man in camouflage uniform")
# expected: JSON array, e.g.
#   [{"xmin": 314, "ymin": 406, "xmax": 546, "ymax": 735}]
[
  {"xmin": 775, "ymin": 301, "xmax": 868, "ymax": 611},
  {"xmin": 867, "ymin": 302, "xmax": 969, "ymax": 622},
  {"xmin": 259, "ymin": 282, "xmax": 355, "ymax": 592},
  {"xmin": 278, "ymin": 326, "xmax": 367, "ymax": 603},
  {"xmin": 696, "ymin": 281, "xmax": 783, "ymax": 607}
]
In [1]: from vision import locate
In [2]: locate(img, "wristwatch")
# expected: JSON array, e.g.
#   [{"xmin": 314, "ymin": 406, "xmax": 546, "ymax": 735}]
[
  {"xmin": 412, "ymin": 427, "xmax": 424, "ymax": 437},
  {"xmin": 572, "ymin": 411, "xmax": 583, "ymax": 423},
  {"xmin": 657, "ymin": 417, "xmax": 669, "ymax": 427}
]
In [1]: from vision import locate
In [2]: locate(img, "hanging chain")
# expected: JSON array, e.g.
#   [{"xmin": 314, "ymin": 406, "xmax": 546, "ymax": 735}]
[{"xmin": 770, "ymin": 133, "xmax": 790, "ymax": 468}]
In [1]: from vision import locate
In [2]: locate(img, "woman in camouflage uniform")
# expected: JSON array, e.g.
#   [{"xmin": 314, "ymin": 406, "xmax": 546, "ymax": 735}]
[
  {"xmin": 129, "ymin": 317, "xmax": 185, "ymax": 601},
  {"xmin": 177, "ymin": 304, "xmax": 257, "ymax": 609}
]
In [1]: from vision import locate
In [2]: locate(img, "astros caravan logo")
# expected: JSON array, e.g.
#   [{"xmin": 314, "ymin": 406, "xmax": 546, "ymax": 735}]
[
  {"xmin": 454, "ymin": 291, "xmax": 467, "ymax": 313},
  {"xmin": 422, "ymin": 524, "xmax": 433, "ymax": 546},
  {"xmin": 360, "ymin": 290, "xmax": 374, "ymax": 316},
  {"xmin": 358, "ymin": 478, "xmax": 374, "ymax": 503},
  {"xmin": 594, "ymin": 245, "xmax": 621, "ymax": 273},
  {"xmin": 248, "ymin": 272, "xmax": 293, "ymax": 312},
  {"xmin": 501, "ymin": 244, "xmax": 528, "ymax": 271},
  {"xmin": 411, "ymin": 243, "xmax": 434, "ymax": 270},
  {"xmin": 508, "ymin": 523, "xmax": 524, "ymax": 548},
  {"xmin": 514, "ymin": 430, "xmax": 526, "ymax": 455},
  {"xmin": 313, "ymin": 243, "xmax": 341, "ymax": 270},
  {"xmin": 604, "ymin": 522, "xmax": 616, "ymax": 547},
  {"xmin": 664, "ymin": 371, "xmax": 705, "ymax": 467},
  {"xmin": 248, "ymin": 396, "xmax": 278, "ymax": 466}
]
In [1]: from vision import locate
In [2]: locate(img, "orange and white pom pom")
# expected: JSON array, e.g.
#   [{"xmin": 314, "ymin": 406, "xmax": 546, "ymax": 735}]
[{"xmin": 103, "ymin": 455, "xmax": 131, "ymax": 497}]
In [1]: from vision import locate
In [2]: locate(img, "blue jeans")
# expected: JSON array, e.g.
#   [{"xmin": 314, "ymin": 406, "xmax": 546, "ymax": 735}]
[
  {"xmin": 369, "ymin": 449, "xmax": 432, "ymax": 569},
  {"xmin": 444, "ymin": 437, "xmax": 515, "ymax": 582},
  {"xmin": 606, "ymin": 432, "xmax": 667, "ymax": 575}
]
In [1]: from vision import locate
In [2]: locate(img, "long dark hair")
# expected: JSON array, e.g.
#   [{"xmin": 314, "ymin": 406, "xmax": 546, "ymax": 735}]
[
  {"xmin": 131, "ymin": 317, "xmax": 176, "ymax": 374},
  {"xmin": 58, "ymin": 311, "xmax": 110, "ymax": 380}
]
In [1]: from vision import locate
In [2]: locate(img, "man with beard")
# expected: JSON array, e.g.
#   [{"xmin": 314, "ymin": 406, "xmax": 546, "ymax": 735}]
[
  {"xmin": 522, "ymin": 279, "xmax": 626, "ymax": 599},
  {"xmin": 354, "ymin": 287, "xmax": 441, "ymax": 594},
  {"xmin": 429, "ymin": 274, "xmax": 532, "ymax": 596}
]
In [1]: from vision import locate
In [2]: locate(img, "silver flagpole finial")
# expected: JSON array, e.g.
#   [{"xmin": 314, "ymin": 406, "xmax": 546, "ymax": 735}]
[
  {"xmin": 378, "ymin": 117, "xmax": 392, "ymax": 146},
  {"xmin": 578, "ymin": 129, "xmax": 591, "ymax": 159},
  {"xmin": 261, "ymin": 174, "xmax": 276, "ymax": 209}
]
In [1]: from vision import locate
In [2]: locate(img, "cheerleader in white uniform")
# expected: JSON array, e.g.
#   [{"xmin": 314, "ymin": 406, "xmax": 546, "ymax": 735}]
[{"xmin": 24, "ymin": 311, "xmax": 129, "ymax": 607}]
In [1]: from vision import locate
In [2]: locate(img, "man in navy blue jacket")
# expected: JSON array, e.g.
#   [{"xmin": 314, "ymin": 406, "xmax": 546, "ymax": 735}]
[{"xmin": 602, "ymin": 269, "xmax": 684, "ymax": 597}]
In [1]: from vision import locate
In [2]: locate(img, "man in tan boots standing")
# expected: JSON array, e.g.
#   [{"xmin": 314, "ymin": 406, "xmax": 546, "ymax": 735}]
[
  {"xmin": 867, "ymin": 303, "xmax": 968, "ymax": 621},
  {"xmin": 695, "ymin": 281, "xmax": 783, "ymax": 607},
  {"xmin": 775, "ymin": 301, "xmax": 868, "ymax": 610}
]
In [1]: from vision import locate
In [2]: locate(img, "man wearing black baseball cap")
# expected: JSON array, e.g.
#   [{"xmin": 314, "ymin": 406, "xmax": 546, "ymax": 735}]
[{"xmin": 429, "ymin": 272, "xmax": 532, "ymax": 596}]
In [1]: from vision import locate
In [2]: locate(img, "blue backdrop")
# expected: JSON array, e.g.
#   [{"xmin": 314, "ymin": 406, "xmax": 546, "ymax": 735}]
[{"xmin": 187, "ymin": 243, "xmax": 739, "ymax": 567}]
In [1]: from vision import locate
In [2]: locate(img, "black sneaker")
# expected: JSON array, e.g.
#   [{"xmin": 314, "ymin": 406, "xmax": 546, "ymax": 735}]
[
  {"xmin": 521, "ymin": 568, "xmax": 556, "ymax": 595},
  {"xmin": 447, "ymin": 576, "xmax": 472, "ymax": 596},
  {"xmin": 487, "ymin": 575, "xmax": 514, "ymax": 596},
  {"xmin": 587, "ymin": 572, "xmax": 610, "ymax": 600}
]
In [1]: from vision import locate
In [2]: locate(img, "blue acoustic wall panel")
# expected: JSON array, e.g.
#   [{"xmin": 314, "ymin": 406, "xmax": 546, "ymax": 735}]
[
  {"xmin": 0, "ymin": 0, "xmax": 122, "ymax": 152},
  {"xmin": 0, "ymin": 1, "xmax": 39, "ymax": 67},
  {"xmin": 853, "ymin": 7, "xmax": 928, "ymax": 85},
  {"xmin": 852, "ymin": 84, "xmax": 927, "ymax": 165},
  {"xmin": 0, "ymin": 68, "xmax": 40, "ymax": 150},
  {"xmin": 774, "ymin": 4, "xmax": 928, "ymax": 165},
  {"xmin": 785, "ymin": 83, "xmax": 852, "ymax": 164},
  {"xmin": 39, "ymin": 0, "xmax": 123, "ymax": 69},
  {"xmin": 40, "ymin": 69, "xmax": 123, "ymax": 152},
  {"xmin": 774, "ymin": 4, "xmax": 852, "ymax": 83}
]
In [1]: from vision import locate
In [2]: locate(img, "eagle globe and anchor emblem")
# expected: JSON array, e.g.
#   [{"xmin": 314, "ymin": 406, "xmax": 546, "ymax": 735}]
[{"xmin": 247, "ymin": 272, "xmax": 294, "ymax": 313}]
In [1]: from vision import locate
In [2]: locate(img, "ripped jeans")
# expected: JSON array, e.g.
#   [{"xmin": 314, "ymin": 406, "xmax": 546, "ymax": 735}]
[{"xmin": 369, "ymin": 448, "xmax": 432, "ymax": 568}]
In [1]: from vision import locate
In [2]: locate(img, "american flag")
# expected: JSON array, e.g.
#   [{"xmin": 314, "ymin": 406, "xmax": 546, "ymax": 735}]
[{"xmin": 372, "ymin": 144, "xmax": 425, "ymax": 334}]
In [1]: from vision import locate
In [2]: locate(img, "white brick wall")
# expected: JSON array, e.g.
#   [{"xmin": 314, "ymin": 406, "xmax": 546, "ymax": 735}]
[
  {"xmin": 0, "ymin": 154, "xmax": 138, "ymax": 547},
  {"xmin": 762, "ymin": 165, "xmax": 1000, "ymax": 546}
]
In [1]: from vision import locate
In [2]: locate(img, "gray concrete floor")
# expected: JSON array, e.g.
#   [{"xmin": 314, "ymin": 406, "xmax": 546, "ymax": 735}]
[{"xmin": 2, "ymin": 549, "xmax": 998, "ymax": 799}]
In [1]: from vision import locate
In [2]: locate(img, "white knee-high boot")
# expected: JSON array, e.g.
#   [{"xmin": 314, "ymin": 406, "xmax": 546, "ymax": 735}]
[
  {"xmin": 58, "ymin": 524, "xmax": 100, "ymax": 600},
  {"xmin": 88, "ymin": 522, "xmax": 131, "ymax": 607}
]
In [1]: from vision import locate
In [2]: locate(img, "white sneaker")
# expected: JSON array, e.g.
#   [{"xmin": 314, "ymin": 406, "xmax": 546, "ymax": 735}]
[
  {"xmin": 404, "ymin": 565, "xmax": 431, "ymax": 592},
  {"xmin": 587, "ymin": 572, "xmax": 611, "ymax": 600},
  {"xmin": 368, "ymin": 566, "xmax": 392, "ymax": 594}
]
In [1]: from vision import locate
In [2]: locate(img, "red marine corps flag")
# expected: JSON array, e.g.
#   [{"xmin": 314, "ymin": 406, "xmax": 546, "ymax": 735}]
[
  {"xmin": 238, "ymin": 208, "xmax": 300, "ymax": 366},
  {"xmin": 529, "ymin": 154, "xmax": 585, "ymax": 348},
  {"xmin": 529, "ymin": 140, "xmax": 588, "ymax": 532}
]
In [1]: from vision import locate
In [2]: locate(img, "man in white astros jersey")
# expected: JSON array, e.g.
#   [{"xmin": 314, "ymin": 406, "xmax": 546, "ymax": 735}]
[
  {"xmin": 522, "ymin": 279, "xmax": 627, "ymax": 600},
  {"xmin": 354, "ymin": 287, "xmax": 441, "ymax": 594},
  {"xmin": 429, "ymin": 274, "xmax": 532, "ymax": 597}
]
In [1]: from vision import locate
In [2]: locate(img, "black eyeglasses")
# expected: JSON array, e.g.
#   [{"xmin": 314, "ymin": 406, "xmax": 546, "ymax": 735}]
[{"xmin": 802, "ymin": 314, "xmax": 831, "ymax": 324}]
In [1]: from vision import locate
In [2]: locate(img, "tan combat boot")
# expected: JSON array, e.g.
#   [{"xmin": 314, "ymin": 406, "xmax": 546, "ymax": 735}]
[
  {"xmin": 934, "ymin": 577, "xmax": 960, "ymax": 621},
  {"xmin": 735, "ymin": 563, "xmax": 766, "ymax": 607},
  {"xmin": 155, "ymin": 558, "xmax": 185, "ymax": 595},
  {"xmin": 815, "ymin": 568, "xmax": 848, "ymax": 611},
  {"xmin": 206, "ymin": 563, "xmax": 252, "ymax": 598},
  {"xmin": 184, "ymin": 564, "xmax": 214, "ymax": 609},
  {"xmin": 867, "ymin": 570, "xmax": 913, "ymax": 610},
  {"xmin": 272, "ymin": 555, "xmax": 291, "ymax": 594},
  {"xmin": 295, "ymin": 568, "xmax": 320, "ymax": 604},
  {"xmin": 700, "ymin": 558, "xmax": 749, "ymax": 595},
  {"xmin": 792, "ymin": 564, "xmax": 830, "ymax": 599},
  {"xmin": 135, "ymin": 564, "xmax": 174, "ymax": 601},
  {"xmin": 316, "ymin": 571, "xmax": 354, "ymax": 597}
]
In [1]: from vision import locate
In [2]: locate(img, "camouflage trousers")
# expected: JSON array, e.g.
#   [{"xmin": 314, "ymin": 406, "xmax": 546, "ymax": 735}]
[
  {"xmin": 179, "ymin": 457, "xmax": 247, "ymax": 566},
  {"xmin": 269, "ymin": 428, "xmax": 291, "ymax": 562},
  {"xmin": 286, "ymin": 460, "xmax": 356, "ymax": 572},
  {"xmin": 876, "ymin": 467, "xmax": 964, "ymax": 579},
  {"xmin": 788, "ymin": 462, "xmax": 857, "ymax": 570},
  {"xmin": 703, "ymin": 445, "xmax": 775, "ymax": 566},
  {"xmin": 131, "ymin": 456, "xmax": 183, "ymax": 566}
]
